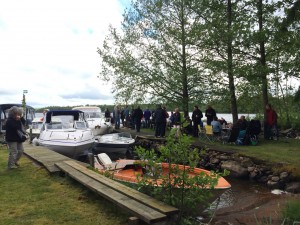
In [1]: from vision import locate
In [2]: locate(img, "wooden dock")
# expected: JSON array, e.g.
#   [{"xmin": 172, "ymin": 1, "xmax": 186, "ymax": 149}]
[{"xmin": 23, "ymin": 143, "xmax": 178, "ymax": 224}]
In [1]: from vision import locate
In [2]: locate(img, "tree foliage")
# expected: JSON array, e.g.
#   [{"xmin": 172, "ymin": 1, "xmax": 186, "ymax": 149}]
[{"xmin": 97, "ymin": 0, "xmax": 300, "ymax": 124}]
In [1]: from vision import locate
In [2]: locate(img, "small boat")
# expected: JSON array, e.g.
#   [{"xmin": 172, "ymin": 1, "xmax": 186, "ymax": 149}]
[
  {"xmin": 92, "ymin": 132, "xmax": 135, "ymax": 154},
  {"xmin": 38, "ymin": 110, "xmax": 94, "ymax": 159},
  {"xmin": 93, "ymin": 153, "xmax": 231, "ymax": 199},
  {"xmin": 26, "ymin": 117, "xmax": 44, "ymax": 140},
  {"xmin": 72, "ymin": 106, "xmax": 113, "ymax": 136}
]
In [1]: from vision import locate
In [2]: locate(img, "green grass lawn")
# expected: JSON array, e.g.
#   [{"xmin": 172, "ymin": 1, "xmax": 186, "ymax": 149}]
[{"xmin": 0, "ymin": 146, "xmax": 129, "ymax": 225}]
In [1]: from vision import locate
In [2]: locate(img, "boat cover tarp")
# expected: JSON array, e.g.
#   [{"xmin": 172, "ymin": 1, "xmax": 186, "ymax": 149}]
[{"xmin": 45, "ymin": 110, "xmax": 83, "ymax": 123}]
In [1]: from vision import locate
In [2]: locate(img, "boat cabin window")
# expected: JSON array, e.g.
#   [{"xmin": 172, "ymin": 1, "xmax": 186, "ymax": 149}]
[
  {"xmin": 31, "ymin": 122, "xmax": 43, "ymax": 130},
  {"xmin": 74, "ymin": 121, "xmax": 87, "ymax": 129},
  {"xmin": 46, "ymin": 122, "xmax": 63, "ymax": 129},
  {"xmin": 86, "ymin": 112, "xmax": 101, "ymax": 119}
]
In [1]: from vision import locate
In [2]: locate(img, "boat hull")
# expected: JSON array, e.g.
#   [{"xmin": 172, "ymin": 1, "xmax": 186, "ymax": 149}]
[
  {"xmin": 92, "ymin": 142, "xmax": 132, "ymax": 154},
  {"xmin": 95, "ymin": 160, "xmax": 231, "ymax": 190},
  {"xmin": 92, "ymin": 132, "xmax": 135, "ymax": 154},
  {"xmin": 39, "ymin": 139, "xmax": 94, "ymax": 159}
]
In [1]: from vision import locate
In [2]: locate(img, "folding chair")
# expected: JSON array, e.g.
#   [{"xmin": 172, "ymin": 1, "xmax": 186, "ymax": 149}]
[
  {"xmin": 200, "ymin": 125, "xmax": 215, "ymax": 143},
  {"xmin": 221, "ymin": 127, "xmax": 240, "ymax": 144}
]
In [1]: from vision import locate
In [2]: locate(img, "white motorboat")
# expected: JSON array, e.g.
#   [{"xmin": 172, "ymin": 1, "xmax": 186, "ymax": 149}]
[
  {"xmin": 92, "ymin": 132, "xmax": 135, "ymax": 154},
  {"xmin": 26, "ymin": 117, "xmax": 43, "ymax": 140},
  {"xmin": 38, "ymin": 110, "xmax": 94, "ymax": 159},
  {"xmin": 72, "ymin": 106, "xmax": 113, "ymax": 136}
]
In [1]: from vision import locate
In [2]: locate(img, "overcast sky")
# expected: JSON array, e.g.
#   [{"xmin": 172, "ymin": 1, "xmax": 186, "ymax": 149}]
[{"xmin": 0, "ymin": 0, "xmax": 129, "ymax": 109}]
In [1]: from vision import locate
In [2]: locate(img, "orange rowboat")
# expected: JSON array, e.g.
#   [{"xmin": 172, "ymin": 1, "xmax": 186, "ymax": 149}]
[{"xmin": 93, "ymin": 153, "xmax": 231, "ymax": 190}]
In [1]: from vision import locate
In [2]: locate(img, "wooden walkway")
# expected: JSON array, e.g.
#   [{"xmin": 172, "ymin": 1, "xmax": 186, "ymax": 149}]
[{"xmin": 23, "ymin": 143, "xmax": 178, "ymax": 224}]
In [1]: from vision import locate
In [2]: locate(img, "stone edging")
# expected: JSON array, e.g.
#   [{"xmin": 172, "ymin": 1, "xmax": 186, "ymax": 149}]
[{"xmin": 197, "ymin": 148, "xmax": 300, "ymax": 194}]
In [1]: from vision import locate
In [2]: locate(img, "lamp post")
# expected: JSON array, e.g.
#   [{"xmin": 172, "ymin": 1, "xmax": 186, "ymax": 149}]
[{"xmin": 22, "ymin": 90, "xmax": 28, "ymax": 117}]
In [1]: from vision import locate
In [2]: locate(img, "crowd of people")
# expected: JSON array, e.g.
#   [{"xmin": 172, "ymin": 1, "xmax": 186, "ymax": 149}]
[
  {"xmin": 104, "ymin": 103, "xmax": 278, "ymax": 141},
  {"xmin": 105, "ymin": 104, "xmax": 221, "ymax": 138}
]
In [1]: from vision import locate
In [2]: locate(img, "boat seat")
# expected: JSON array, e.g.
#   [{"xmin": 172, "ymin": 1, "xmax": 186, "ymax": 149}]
[
  {"xmin": 96, "ymin": 153, "xmax": 125, "ymax": 170},
  {"xmin": 96, "ymin": 153, "xmax": 136, "ymax": 170}
]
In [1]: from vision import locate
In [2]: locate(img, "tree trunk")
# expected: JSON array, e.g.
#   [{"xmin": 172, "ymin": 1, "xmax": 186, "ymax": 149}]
[
  {"xmin": 227, "ymin": 0, "xmax": 238, "ymax": 124},
  {"xmin": 180, "ymin": 1, "xmax": 189, "ymax": 117},
  {"xmin": 258, "ymin": 0, "xmax": 269, "ymax": 120}
]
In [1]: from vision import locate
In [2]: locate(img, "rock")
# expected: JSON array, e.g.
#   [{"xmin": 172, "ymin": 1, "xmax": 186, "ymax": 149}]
[
  {"xmin": 241, "ymin": 158, "xmax": 254, "ymax": 167},
  {"xmin": 265, "ymin": 170, "xmax": 273, "ymax": 175},
  {"xmin": 259, "ymin": 166, "xmax": 270, "ymax": 172},
  {"xmin": 214, "ymin": 220, "xmax": 232, "ymax": 225},
  {"xmin": 248, "ymin": 166, "xmax": 255, "ymax": 172},
  {"xmin": 249, "ymin": 171, "xmax": 257, "ymax": 179},
  {"xmin": 219, "ymin": 155, "xmax": 229, "ymax": 160},
  {"xmin": 257, "ymin": 176, "xmax": 268, "ymax": 183},
  {"xmin": 271, "ymin": 176, "xmax": 280, "ymax": 182},
  {"xmin": 210, "ymin": 158, "xmax": 220, "ymax": 164},
  {"xmin": 267, "ymin": 180, "xmax": 280, "ymax": 189},
  {"xmin": 280, "ymin": 172, "xmax": 289, "ymax": 181},
  {"xmin": 221, "ymin": 160, "xmax": 248, "ymax": 178},
  {"xmin": 285, "ymin": 182, "xmax": 300, "ymax": 193}
]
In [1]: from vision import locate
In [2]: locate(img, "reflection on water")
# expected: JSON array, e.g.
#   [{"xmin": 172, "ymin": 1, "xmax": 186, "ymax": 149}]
[
  {"xmin": 207, "ymin": 189, "xmax": 235, "ymax": 211},
  {"xmin": 203, "ymin": 177, "xmax": 274, "ymax": 214}
]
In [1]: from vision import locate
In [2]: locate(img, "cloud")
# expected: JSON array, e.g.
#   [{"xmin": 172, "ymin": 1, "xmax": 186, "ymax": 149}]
[
  {"xmin": 60, "ymin": 84, "xmax": 112, "ymax": 101},
  {"xmin": 0, "ymin": 0, "xmax": 129, "ymax": 108}
]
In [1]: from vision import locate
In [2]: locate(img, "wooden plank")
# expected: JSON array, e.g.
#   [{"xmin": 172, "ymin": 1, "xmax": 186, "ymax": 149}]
[
  {"xmin": 55, "ymin": 162, "xmax": 167, "ymax": 224},
  {"xmin": 63, "ymin": 160, "xmax": 178, "ymax": 215},
  {"xmin": 23, "ymin": 143, "xmax": 88, "ymax": 173}
]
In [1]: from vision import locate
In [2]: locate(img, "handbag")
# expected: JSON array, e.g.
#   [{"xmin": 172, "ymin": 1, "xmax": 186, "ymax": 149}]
[{"xmin": 17, "ymin": 129, "xmax": 27, "ymax": 142}]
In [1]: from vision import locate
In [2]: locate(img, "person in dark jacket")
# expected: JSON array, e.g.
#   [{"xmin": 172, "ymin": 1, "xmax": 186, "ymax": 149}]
[
  {"xmin": 133, "ymin": 106, "xmax": 143, "ymax": 132},
  {"xmin": 154, "ymin": 105, "xmax": 165, "ymax": 137},
  {"xmin": 239, "ymin": 115, "xmax": 249, "ymax": 131},
  {"xmin": 143, "ymin": 108, "xmax": 151, "ymax": 128},
  {"xmin": 205, "ymin": 105, "xmax": 216, "ymax": 125},
  {"xmin": 104, "ymin": 108, "xmax": 111, "ymax": 119},
  {"xmin": 161, "ymin": 106, "xmax": 169, "ymax": 137},
  {"xmin": 192, "ymin": 105, "xmax": 203, "ymax": 137},
  {"xmin": 5, "ymin": 106, "xmax": 26, "ymax": 169},
  {"xmin": 172, "ymin": 108, "xmax": 181, "ymax": 136}
]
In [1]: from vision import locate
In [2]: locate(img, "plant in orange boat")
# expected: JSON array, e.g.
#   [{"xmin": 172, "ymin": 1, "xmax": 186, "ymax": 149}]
[{"xmin": 135, "ymin": 129, "xmax": 230, "ymax": 222}]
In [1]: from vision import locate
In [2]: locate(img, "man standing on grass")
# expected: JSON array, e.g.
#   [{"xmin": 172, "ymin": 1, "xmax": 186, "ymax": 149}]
[{"xmin": 192, "ymin": 105, "xmax": 203, "ymax": 137}]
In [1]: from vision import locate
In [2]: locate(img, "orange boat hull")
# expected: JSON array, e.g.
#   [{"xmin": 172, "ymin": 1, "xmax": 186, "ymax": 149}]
[{"xmin": 96, "ymin": 160, "xmax": 231, "ymax": 190}]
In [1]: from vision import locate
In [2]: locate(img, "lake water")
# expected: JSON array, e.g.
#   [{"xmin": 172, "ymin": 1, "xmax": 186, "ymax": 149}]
[
  {"xmin": 184, "ymin": 112, "xmax": 256, "ymax": 124},
  {"xmin": 36, "ymin": 112, "xmax": 256, "ymax": 124},
  {"xmin": 201, "ymin": 113, "xmax": 256, "ymax": 123}
]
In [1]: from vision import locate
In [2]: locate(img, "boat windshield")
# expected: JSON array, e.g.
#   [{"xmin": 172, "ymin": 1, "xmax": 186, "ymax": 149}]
[
  {"xmin": 85, "ymin": 112, "xmax": 101, "ymax": 119},
  {"xmin": 32, "ymin": 122, "xmax": 43, "ymax": 129},
  {"xmin": 74, "ymin": 121, "xmax": 87, "ymax": 129},
  {"xmin": 117, "ymin": 132, "xmax": 132, "ymax": 138},
  {"xmin": 46, "ymin": 122, "xmax": 63, "ymax": 129}
]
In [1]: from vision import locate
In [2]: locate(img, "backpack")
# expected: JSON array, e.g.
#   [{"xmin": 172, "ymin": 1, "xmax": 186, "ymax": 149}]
[{"xmin": 235, "ymin": 130, "xmax": 246, "ymax": 145}]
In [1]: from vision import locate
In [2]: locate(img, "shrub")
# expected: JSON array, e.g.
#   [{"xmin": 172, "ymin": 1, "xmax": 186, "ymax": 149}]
[{"xmin": 135, "ymin": 129, "xmax": 228, "ymax": 224}]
